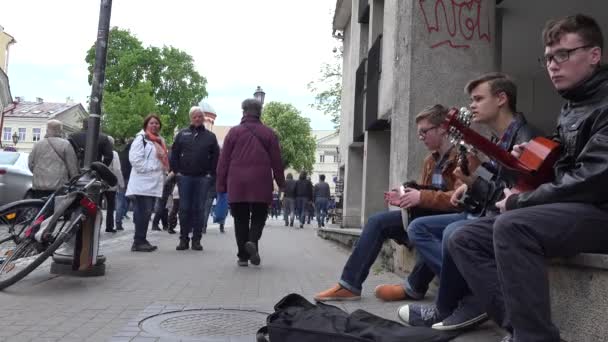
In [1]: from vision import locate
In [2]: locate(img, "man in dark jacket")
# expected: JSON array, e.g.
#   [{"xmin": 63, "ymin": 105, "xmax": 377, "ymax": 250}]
[
  {"xmin": 399, "ymin": 73, "xmax": 540, "ymax": 330},
  {"xmin": 68, "ymin": 119, "xmax": 113, "ymax": 167},
  {"xmin": 313, "ymin": 174, "xmax": 331, "ymax": 228},
  {"xmin": 294, "ymin": 171, "xmax": 313, "ymax": 228},
  {"xmin": 216, "ymin": 99, "xmax": 285, "ymax": 266},
  {"xmin": 171, "ymin": 107, "xmax": 220, "ymax": 251},
  {"xmin": 448, "ymin": 15, "xmax": 608, "ymax": 342},
  {"xmin": 283, "ymin": 173, "xmax": 297, "ymax": 226},
  {"xmin": 115, "ymin": 138, "xmax": 132, "ymax": 230}
]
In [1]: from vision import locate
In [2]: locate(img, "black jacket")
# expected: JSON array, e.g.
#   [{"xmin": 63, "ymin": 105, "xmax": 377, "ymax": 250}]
[
  {"xmin": 467, "ymin": 114, "xmax": 540, "ymax": 216},
  {"xmin": 284, "ymin": 179, "xmax": 297, "ymax": 198},
  {"xmin": 68, "ymin": 130, "xmax": 113, "ymax": 166},
  {"xmin": 295, "ymin": 179, "xmax": 313, "ymax": 201},
  {"xmin": 170, "ymin": 125, "xmax": 219, "ymax": 177},
  {"xmin": 314, "ymin": 181, "xmax": 331, "ymax": 199},
  {"xmin": 507, "ymin": 66, "xmax": 608, "ymax": 210},
  {"xmin": 118, "ymin": 142, "xmax": 131, "ymax": 184}
]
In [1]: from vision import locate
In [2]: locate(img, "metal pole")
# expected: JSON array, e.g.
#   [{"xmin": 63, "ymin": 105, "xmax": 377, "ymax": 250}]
[{"xmin": 84, "ymin": 0, "xmax": 112, "ymax": 167}]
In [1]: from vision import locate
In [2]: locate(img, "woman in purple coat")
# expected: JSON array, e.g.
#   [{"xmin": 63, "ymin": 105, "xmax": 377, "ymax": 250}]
[{"xmin": 216, "ymin": 99, "xmax": 286, "ymax": 267}]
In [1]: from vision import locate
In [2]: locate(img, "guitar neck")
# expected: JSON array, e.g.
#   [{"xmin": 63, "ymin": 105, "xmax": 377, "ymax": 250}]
[{"xmin": 446, "ymin": 113, "xmax": 531, "ymax": 172}]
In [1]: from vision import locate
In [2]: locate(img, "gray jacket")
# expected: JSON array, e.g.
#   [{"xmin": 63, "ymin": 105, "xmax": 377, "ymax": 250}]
[{"xmin": 28, "ymin": 137, "xmax": 79, "ymax": 191}]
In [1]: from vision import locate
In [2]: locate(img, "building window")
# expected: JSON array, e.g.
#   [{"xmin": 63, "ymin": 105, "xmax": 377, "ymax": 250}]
[
  {"xmin": 333, "ymin": 155, "xmax": 338, "ymax": 163},
  {"xmin": 320, "ymin": 155, "xmax": 325, "ymax": 163},
  {"xmin": 18, "ymin": 128, "xmax": 26, "ymax": 141},
  {"xmin": 32, "ymin": 128, "xmax": 41, "ymax": 142},
  {"xmin": 2, "ymin": 127, "xmax": 11, "ymax": 141}
]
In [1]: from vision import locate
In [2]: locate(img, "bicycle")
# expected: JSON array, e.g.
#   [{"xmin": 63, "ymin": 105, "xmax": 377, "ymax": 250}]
[{"xmin": 0, "ymin": 161, "xmax": 117, "ymax": 290}]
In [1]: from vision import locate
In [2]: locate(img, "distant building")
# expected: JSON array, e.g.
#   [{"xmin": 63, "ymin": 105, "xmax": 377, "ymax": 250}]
[
  {"xmin": 0, "ymin": 25, "xmax": 16, "ymax": 74},
  {"xmin": 1, "ymin": 97, "xmax": 87, "ymax": 152}
]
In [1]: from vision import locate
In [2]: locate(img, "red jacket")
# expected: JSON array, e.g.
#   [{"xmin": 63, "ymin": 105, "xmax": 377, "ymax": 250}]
[{"xmin": 216, "ymin": 115, "xmax": 286, "ymax": 204}]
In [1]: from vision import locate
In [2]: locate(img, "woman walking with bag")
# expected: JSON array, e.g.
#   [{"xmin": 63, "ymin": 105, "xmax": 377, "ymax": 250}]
[
  {"xmin": 216, "ymin": 99, "xmax": 285, "ymax": 266},
  {"xmin": 126, "ymin": 114, "xmax": 168, "ymax": 252}
]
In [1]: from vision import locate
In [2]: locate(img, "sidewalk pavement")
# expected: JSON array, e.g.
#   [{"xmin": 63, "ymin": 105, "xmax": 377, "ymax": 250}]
[{"xmin": 0, "ymin": 215, "xmax": 503, "ymax": 342}]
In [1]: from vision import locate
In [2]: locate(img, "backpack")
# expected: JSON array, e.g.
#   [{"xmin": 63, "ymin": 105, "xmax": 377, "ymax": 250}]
[
  {"xmin": 121, "ymin": 136, "xmax": 147, "ymax": 180},
  {"xmin": 68, "ymin": 136, "xmax": 86, "ymax": 168},
  {"xmin": 256, "ymin": 294, "xmax": 458, "ymax": 342}
]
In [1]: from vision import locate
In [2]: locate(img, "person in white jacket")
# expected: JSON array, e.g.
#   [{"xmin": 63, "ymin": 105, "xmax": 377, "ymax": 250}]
[
  {"xmin": 126, "ymin": 114, "xmax": 168, "ymax": 252},
  {"xmin": 104, "ymin": 136, "xmax": 124, "ymax": 233}
]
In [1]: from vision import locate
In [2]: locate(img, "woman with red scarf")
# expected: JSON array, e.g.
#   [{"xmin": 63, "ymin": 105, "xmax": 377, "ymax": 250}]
[{"xmin": 126, "ymin": 114, "xmax": 169, "ymax": 252}]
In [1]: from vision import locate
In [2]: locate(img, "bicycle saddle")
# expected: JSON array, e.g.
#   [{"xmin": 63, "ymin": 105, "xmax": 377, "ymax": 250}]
[{"xmin": 90, "ymin": 162, "xmax": 118, "ymax": 187}]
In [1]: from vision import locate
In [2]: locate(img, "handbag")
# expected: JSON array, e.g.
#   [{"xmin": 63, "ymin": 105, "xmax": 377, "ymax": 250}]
[
  {"xmin": 213, "ymin": 192, "xmax": 228, "ymax": 223},
  {"xmin": 256, "ymin": 293, "xmax": 458, "ymax": 342}
]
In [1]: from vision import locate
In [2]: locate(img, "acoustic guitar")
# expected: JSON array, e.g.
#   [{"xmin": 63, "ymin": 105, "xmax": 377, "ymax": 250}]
[{"xmin": 443, "ymin": 107, "xmax": 561, "ymax": 191}]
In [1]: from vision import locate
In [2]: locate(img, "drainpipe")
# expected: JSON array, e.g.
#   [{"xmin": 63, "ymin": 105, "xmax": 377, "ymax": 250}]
[{"xmin": 0, "ymin": 101, "xmax": 17, "ymax": 149}]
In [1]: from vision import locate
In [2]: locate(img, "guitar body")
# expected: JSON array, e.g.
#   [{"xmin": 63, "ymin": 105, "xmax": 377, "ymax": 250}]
[{"xmin": 444, "ymin": 108, "xmax": 561, "ymax": 191}]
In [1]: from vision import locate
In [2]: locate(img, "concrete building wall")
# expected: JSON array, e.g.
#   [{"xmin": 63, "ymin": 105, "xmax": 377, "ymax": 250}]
[
  {"xmin": 391, "ymin": 0, "xmax": 496, "ymax": 187},
  {"xmin": 498, "ymin": 1, "xmax": 608, "ymax": 134}
]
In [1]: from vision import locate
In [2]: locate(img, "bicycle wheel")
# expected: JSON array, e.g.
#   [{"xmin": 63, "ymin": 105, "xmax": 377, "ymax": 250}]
[
  {"xmin": 0, "ymin": 200, "xmax": 45, "ymax": 258},
  {"xmin": 0, "ymin": 206, "xmax": 84, "ymax": 290}
]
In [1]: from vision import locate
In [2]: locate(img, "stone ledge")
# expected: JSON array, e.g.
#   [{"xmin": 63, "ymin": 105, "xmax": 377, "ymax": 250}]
[{"xmin": 318, "ymin": 227, "xmax": 608, "ymax": 342}]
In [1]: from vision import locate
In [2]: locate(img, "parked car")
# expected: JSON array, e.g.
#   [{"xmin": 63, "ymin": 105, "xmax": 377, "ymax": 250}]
[{"xmin": 0, "ymin": 151, "xmax": 33, "ymax": 206}]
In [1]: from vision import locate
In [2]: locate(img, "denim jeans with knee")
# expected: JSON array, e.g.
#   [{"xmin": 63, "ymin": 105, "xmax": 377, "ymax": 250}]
[
  {"xmin": 178, "ymin": 175, "xmax": 211, "ymax": 241},
  {"xmin": 339, "ymin": 210, "xmax": 434, "ymax": 298}
]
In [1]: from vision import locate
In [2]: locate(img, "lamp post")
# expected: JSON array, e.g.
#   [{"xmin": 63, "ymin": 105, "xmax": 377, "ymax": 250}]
[
  {"xmin": 12, "ymin": 131, "xmax": 19, "ymax": 146},
  {"xmin": 254, "ymin": 86, "xmax": 266, "ymax": 105}
]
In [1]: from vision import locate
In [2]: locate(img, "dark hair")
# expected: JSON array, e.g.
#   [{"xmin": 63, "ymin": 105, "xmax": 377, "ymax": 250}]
[
  {"xmin": 143, "ymin": 113, "xmax": 162, "ymax": 130},
  {"xmin": 299, "ymin": 171, "xmax": 307, "ymax": 180},
  {"xmin": 465, "ymin": 73, "xmax": 517, "ymax": 112},
  {"xmin": 242, "ymin": 98, "xmax": 263, "ymax": 117},
  {"xmin": 319, "ymin": 174, "xmax": 326, "ymax": 181},
  {"xmin": 415, "ymin": 104, "xmax": 449, "ymax": 126},
  {"xmin": 543, "ymin": 14, "xmax": 604, "ymax": 51},
  {"xmin": 286, "ymin": 173, "xmax": 293, "ymax": 180}
]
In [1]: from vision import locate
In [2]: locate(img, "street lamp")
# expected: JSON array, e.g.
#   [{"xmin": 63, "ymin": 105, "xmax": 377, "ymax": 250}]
[
  {"xmin": 253, "ymin": 86, "xmax": 266, "ymax": 105},
  {"xmin": 12, "ymin": 131, "xmax": 19, "ymax": 146}
]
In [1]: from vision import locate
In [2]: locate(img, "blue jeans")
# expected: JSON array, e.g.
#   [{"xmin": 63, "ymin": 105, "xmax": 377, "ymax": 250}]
[
  {"xmin": 115, "ymin": 191, "xmax": 129, "ymax": 226},
  {"xmin": 202, "ymin": 186, "xmax": 216, "ymax": 231},
  {"xmin": 339, "ymin": 210, "xmax": 434, "ymax": 298},
  {"xmin": 133, "ymin": 195, "xmax": 156, "ymax": 244},
  {"xmin": 295, "ymin": 197, "xmax": 308, "ymax": 225},
  {"xmin": 315, "ymin": 197, "xmax": 328, "ymax": 226},
  {"xmin": 178, "ymin": 175, "xmax": 211, "ymax": 241},
  {"xmin": 436, "ymin": 216, "xmax": 477, "ymax": 315},
  {"xmin": 407, "ymin": 212, "xmax": 469, "ymax": 276}
]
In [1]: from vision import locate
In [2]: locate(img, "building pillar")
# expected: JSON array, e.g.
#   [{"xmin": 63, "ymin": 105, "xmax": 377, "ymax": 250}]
[
  {"xmin": 342, "ymin": 144, "xmax": 363, "ymax": 227},
  {"xmin": 361, "ymin": 130, "xmax": 391, "ymax": 225}
]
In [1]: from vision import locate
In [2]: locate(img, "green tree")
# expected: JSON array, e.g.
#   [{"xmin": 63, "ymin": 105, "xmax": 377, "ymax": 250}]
[
  {"xmin": 85, "ymin": 27, "xmax": 207, "ymax": 143},
  {"xmin": 101, "ymin": 82, "xmax": 157, "ymax": 142},
  {"xmin": 308, "ymin": 45, "xmax": 342, "ymax": 130},
  {"xmin": 262, "ymin": 101, "xmax": 316, "ymax": 172}
]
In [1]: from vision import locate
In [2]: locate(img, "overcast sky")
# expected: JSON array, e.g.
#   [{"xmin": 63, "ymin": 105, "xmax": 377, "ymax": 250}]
[{"xmin": 1, "ymin": 0, "xmax": 338, "ymax": 130}]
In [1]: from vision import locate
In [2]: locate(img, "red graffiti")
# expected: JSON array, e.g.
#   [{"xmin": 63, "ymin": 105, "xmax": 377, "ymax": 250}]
[{"xmin": 419, "ymin": 0, "xmax": 491, "ymax": 49}]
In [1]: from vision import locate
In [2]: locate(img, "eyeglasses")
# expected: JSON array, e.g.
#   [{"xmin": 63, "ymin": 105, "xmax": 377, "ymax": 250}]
[
  {"xmin": 538, "ymin": 45, "xmax": 593, "ymax": 67},
  {"xmin": 418, "ymin": 126, "xmax": 438, "ymax": 138}
]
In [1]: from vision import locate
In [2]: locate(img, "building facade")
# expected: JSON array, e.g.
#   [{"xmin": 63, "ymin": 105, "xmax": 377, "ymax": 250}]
[
  {"xmin": 0, "ymin": 25, "xmax": 15, "ymax": 74},
  {"xmin": 1, "ymin": 98, "xmax": 87, "ymax": 152},
  {"xmin": 333, "ymin": 0, "xmax": 608, "ymax": 227},
  {"xmin": 310, "ymin": 130, "xmax": 340, "ymax": 195}
]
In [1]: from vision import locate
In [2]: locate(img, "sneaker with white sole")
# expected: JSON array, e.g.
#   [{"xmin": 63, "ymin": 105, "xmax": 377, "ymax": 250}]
[
  {"xmin": 431, "ymin": 296, "xmax": 488, "ymax": 331},
  {"xmin": 398, "ymin": 304, "xmax": 444, "ymax": 327}
]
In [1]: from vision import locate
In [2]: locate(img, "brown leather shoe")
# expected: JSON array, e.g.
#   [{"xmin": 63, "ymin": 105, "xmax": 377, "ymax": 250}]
[
  {"xmin": 374, "ymin": 284, "xmax": 409, "ymax": 301},
  {"xmin": 314, "ymin": 284, "xmax": 360, "ymax": 302}
]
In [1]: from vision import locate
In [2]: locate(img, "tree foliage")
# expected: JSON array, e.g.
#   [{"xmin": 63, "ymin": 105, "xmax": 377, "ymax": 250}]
[
  {"xmin": 85, "ymin": 27, "xmax": 207, "ymax": 144},
  {"xmin": 308, "ymin": 45, "xmax": 343, "ymax": 130},
  {"xmin": 262, "ymin": 101, "xmax": 316, "ymax": 172}
]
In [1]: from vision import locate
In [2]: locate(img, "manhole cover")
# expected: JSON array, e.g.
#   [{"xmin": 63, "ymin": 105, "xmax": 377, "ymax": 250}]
[{"xmin": 139, "ymin": 308, "xmax": 268, "ymax": 341}]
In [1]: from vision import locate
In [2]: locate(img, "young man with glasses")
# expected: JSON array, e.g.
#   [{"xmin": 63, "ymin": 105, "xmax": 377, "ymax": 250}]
[
  {"xmin": 314, "ymin": 104, "xmax": 464, "ymax": 302},
  {"xmin": 448, "ymin": 14, "xmax": 608, "ymax": 342},
  {"xmin": 398, "ymin": 73, "xmax": 539, "ymax": 332}
]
